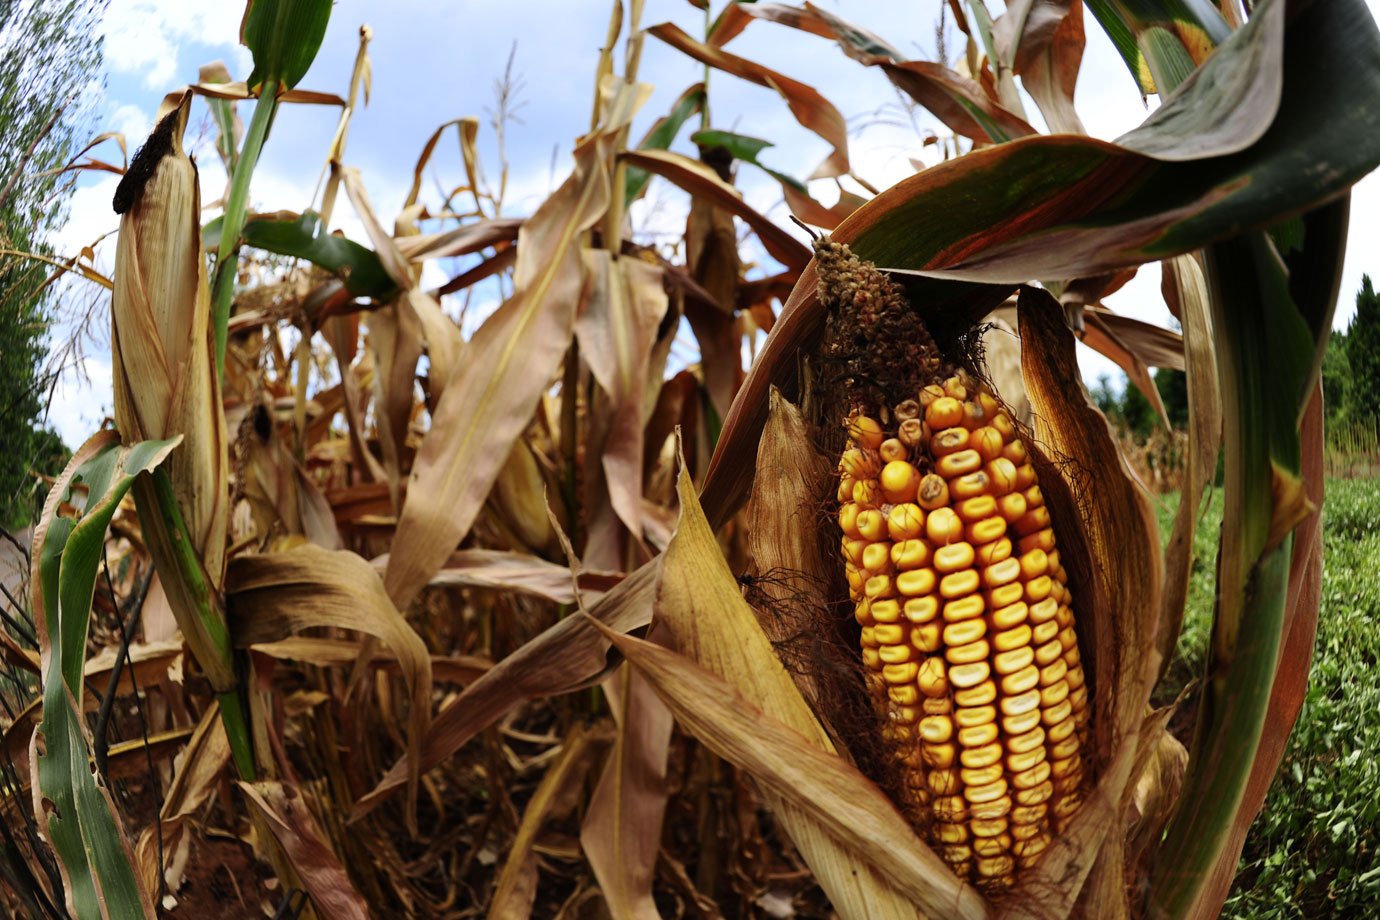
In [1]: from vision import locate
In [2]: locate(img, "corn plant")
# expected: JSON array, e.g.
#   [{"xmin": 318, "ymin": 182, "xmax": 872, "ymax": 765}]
[{"xmin": 5, "ymin": 0, "xmax": 1378, "ymax": 917}]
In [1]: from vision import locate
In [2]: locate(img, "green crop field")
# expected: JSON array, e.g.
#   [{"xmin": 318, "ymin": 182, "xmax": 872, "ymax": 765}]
[{"xmin": 1155, "ymin": 477, "xmax": 1380, "ymax": 917}]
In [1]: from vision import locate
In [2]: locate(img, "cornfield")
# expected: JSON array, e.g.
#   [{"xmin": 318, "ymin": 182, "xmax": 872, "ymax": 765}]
[{"xmin": 2, "ymin": 0, "xmax": 1377, "ymax": 918}]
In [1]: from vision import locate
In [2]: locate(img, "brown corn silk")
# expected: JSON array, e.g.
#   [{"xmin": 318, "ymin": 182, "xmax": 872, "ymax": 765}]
[{"xmin": 816, "ymin": 237, "xmax": 1090, "ymax": 893}]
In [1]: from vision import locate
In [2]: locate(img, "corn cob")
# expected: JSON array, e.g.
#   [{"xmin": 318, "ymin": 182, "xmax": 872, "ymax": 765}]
[{"xmin": 819, "ymin": 238, "xmax": 1089, "ymax": 893}]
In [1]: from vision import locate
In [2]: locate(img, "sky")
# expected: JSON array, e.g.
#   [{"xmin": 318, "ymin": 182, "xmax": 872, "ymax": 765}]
[{"xmin": 42, "ymin": 0, "xmax": 1380, "ymax": 447}]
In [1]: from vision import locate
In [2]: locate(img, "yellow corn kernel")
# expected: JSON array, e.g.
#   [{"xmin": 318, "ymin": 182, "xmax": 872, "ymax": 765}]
[
  {"xmin": 847, "ymin": 414, "xmax": 885, "ymax": 449},
  {"xmin": 970, "ymin": 426, "xmax": 1004, "ymax": 461},
  {"xmin": 881, "ymin": 460, "xmax": 921, "ymax": 504},
  {"xmin": 927, "ymin": 397, "xmax": 965, "ymax": 429},
  {"xmin": 954, "ymin": 680, "xmax": 996, "ymax": 707},
  {"xmin": 936, "ymin": 449, "xmax": 982, "ymax": 478},
  {"xmin": 891, "ymin": 539, "xmax": 931, "ymax": 570},
  {"xmin": 951, "ymin": 470, "xmax": 992, "ymax": 500},
  {"xmin": 896, "ymin": 568, "xmax": 937, "ymax": 597},
  {"xmin": 904, "ymin": 596, "xmax": 939, "ymax": 623},
  {"xmin": 917, "ymin": 472, "xmax": 950, "ymax": 510},
  {"xmin": 966, "ymin": 516, "xmax": 1007, "ymax": 546}
]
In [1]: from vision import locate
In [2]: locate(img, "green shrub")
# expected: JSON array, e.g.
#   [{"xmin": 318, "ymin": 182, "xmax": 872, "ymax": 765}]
[{"xmin": 1157, "ymin": 478, "xmax": 1380, "ymax": 917}]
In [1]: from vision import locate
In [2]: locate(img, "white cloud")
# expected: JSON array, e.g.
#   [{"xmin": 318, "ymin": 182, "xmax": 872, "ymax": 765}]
[
  {"xmin": 45, "ymin": 356, "xmax": 114, "ymax": 449},
  {"xmin": 101, "ymin": 0, "xmax": 251, "ymax": 89},
  {"xmin": 109, "ymin": 102, "xmax": 152, "ymax": 143}
]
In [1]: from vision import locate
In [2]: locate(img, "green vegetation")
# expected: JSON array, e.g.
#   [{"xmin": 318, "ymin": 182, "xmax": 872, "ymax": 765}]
[
  {"xmin": 1155, "ymin": 478, "xmax": 1380, "ymax": 918},
  {"xmin": 0, "ymin": 0, "xmax": 104, "ymax": 528}
]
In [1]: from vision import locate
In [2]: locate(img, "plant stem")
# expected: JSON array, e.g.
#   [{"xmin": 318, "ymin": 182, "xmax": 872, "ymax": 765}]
[
  {"xmin": 211, "ymin": 80, "xmax": 279, "ymax": 378},
  {"xmin": 146, "ymin": 468, "xmax": 256, "ymax": 779}
]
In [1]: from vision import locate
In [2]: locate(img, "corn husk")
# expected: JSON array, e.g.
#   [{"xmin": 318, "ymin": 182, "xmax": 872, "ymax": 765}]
[{"xmin": 111, "ymin": 92, "xmax": 232, "ymax": 690}]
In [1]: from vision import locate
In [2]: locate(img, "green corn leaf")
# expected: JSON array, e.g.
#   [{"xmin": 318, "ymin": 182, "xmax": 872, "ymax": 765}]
[
  {"xmin": 32, "ymin": 432, "xmax": 180, "ymax": 920},
  {"xmin": 1085, "ymin": 0, "xmax": 1231, "ymax": 92},
  {"xmin": 242, "ymin": 0, "xmax": 332, "ymax": 92},
  {"xmin": 625, "ymin": 83, "xmax": 705, "ymax": 204},
  {"xmin": 243, "ymin": 211, "xmax": 398, "ymax": 299}
]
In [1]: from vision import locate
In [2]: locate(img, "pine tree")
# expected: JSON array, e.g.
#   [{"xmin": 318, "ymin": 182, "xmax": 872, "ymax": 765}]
[{"xmin": 1346, "ymin": 275, "xmax": 1380, "ymax": 422}]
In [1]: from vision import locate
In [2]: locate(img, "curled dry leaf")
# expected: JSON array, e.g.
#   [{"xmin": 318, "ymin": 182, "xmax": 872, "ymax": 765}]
[
  {"xmin": 575, "ymin": 252, "xmax": 669, "ymax": 541},
  {"xmin": 354, "ymin": 557, "xmax": 661, "ymax": 820},
  {"xmin": 226, "ymin": 544, "xmax": 432, "ymax": 825},
  {"xmin": 384, "ymin": 77, "xmax": 652, "ymax": 611},
  {"xmin": 371, "ymin": 548, "xmax": 622, "ymax": 605},
  {"xmin": 135, "ymin": 703, "xmax": 230, "ymax": 895},
  {"xmin": 648, "ymin": 22, "xmax": 849, "ymax": 179},
  {"xmin": 992, "ymin": 0, "xmax": 1087, "ymax": 134},
  {"xmin": 238, "ymin": 781, "xmax": 369, "ymax": 920},
  {"xmin": 743, "ymin": 3, "xmax": 1037, "ymax": 144},
  {"xmin": 580, "ymin": 647, "xmax": 675, "ymax": 920},
  {"xmin": 617, "ymin": 149, "xmax": 810, "ymax": 272}
]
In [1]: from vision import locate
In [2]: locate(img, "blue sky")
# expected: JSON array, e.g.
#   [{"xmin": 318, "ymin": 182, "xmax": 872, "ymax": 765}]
[{"xmin": 46, "ymin": 0, "xmax": 1380, "ymax": 446}]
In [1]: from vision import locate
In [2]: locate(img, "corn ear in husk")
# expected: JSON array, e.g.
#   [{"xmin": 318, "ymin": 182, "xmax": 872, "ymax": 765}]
[{"xmin": 111, "ymin": 92, "xmax": 233, "ymax": 692}]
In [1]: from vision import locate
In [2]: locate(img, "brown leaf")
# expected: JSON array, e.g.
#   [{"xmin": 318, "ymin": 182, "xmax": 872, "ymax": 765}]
[
  {"xmin": 993, "ymin": 0, "xmax": 1087, "ymax": 134},
  {"xmin": 579, "ymin": 658, "xmax": 674, "ymax": 920},
  {"xmin": 227, "ymin": 545, "xmax": 432, "ymax": 827},
  {"xmin": 744, "ymin": 4, "xmax": 1036, "ymax": 143},
  {"xmin": 586, "ymin": 622, "xmax": 988, "ymax": 920},
  {"xmin": 492, "ymin": 723, "xmax": 609, "ymax": 918},
  {"xmin": 648, "ymin": 22, "xmax": 849, "ymax": 179},
  {"xmin": 353, "ymin": 556, "xmax": 660, "ymax": 820},
  {"xmin": 372, "ymin": 548, "xmax": 622, "ymax": 604},
  {"xmin": 135, "ymin": 703, "xmax": 230, "ymax": 894},
  {"xmin": 1080, "ymin": 309, "xmax": 1172, "ymax": 430},
  {"xmin": 619, "ymin": 149, "xmax": 810, "ymax": 272},
  {"xmin": 685, "ymin": 190, "xmax": 743, "ymax": 418},
  {"xmin": 384, "ymin": 78, "xmax": 651, "ymax": 610},
  {"xmin": 576, "ymin": 253, "xmax": 670, "ymax": 539},
  {"xmin": 238, "ymin": 781, "xmax": 369, "ymax": 920}
]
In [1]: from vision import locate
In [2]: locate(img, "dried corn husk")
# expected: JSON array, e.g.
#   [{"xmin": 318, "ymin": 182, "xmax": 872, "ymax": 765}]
[{"xmin": 112, "ymin": 92, "xmax": 232, "ymax": 690}]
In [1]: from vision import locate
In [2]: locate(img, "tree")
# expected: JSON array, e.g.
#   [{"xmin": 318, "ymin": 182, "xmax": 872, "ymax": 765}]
[
  {"xmin": 0, "ymin": 0, "xmax": 106, "ymax": 529},
  {"xmin": 1155, "ymin": 368, "xmax": 1189, "ymax": 430},
  {"xmin": 1321, "ymin": 330, "xmax": 1352, "ymax": 426},
  {"xmin": 1345, "ymin": 275, "xmax": 1380, "ymax": 421}
]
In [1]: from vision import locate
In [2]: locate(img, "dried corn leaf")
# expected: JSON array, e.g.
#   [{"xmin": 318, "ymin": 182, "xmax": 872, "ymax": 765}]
[
  {"xmin": 580, "ymin": 655, "xmax": 674, "ymax": 920},
  {"xmin": 373, "ymin": 548, "xmax": 621, "ymax": 603},
  {"xmin": 493, "ymin": 723, "xmax": 607, "ymax": 917},
  {"xmin": 740, "ymin": 3, "xmax": 1036, "ymax": 143},
  {"xmin": 576, "ymin": 252, "xmax": 669, "ymax": 540},
  {"xmin": 384, "ymin": 77, "xmax": 651, "ymax": 609},
  {"xmin": 649, "ymin": 22, "xmax": 848, "ymax": 179},
  {"xmin": 238, "ymin": 781, "xmax": 369, "ymax": 920},
  {"xmin": 227, "ymin": 545, "xmax": 432, "ymax": 823},
  {"xmin": 993, "ymin": 0, "xmax": 1086, "ymax": 134},
  {"xmin": 646, "ymin": 461, "xmax": 985, "ymax": 920},
  {"xmin": 619, "ymin": 149, "xmax": 809, "ymax": 272},
  {"xmin": 135, "ymin": 702, "xmax": 230, "ymax": 895},
  {"xmin": 353, "ymin": 557, "xmax": 660, "ymax": 820}
]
